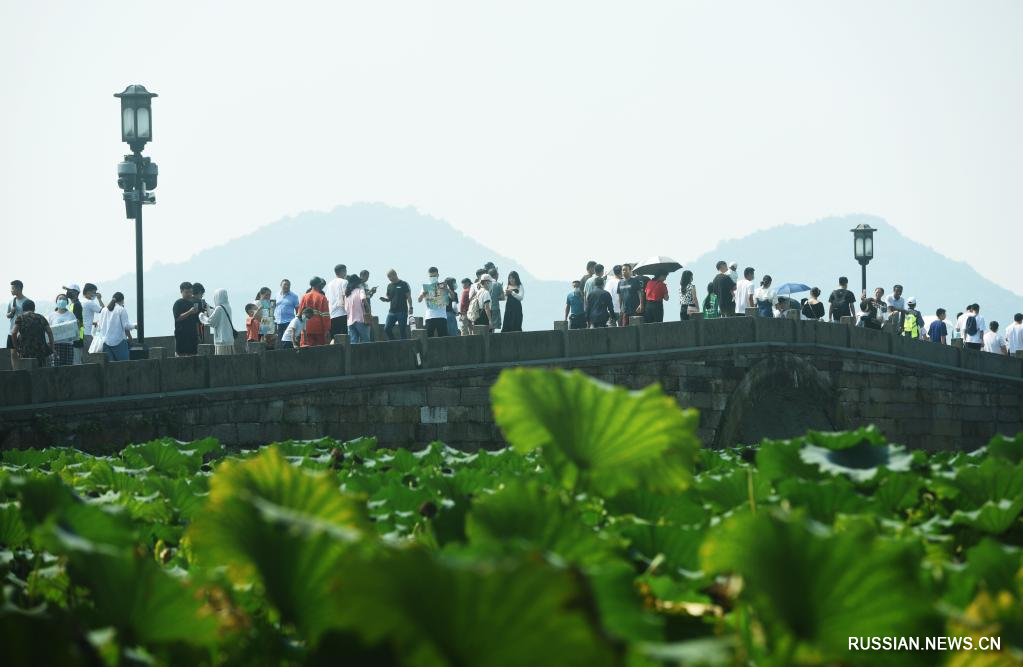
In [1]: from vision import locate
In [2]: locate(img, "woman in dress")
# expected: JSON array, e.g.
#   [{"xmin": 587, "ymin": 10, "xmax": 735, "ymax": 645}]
[
  {"xmin": 678, "ymin": 270, "xmax": 698, "ymax": 321},
  {"xmin": 800, "ymin": 287, "xmax": 826, "ymax": 320},
  {"xmin": 502, "ymin": 271, "xmax": 524, "ymax": 332},
  {"xmin": 754, "ymin": 275, "xmax": 775, "ymax": 318}
]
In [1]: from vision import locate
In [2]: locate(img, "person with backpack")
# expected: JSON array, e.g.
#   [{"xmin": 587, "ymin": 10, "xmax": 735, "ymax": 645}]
[
  {"xmin": 827, "ymin": 277, "xmax": 856, "ymax": 322},
  {"xmin": 901, "ymin": 298, "xmax": 924, "ymax": 339},
  {"xmin": 702, "ymin": 282, "xmax": 720, "ymax": 319},
  {"xmin": 199, "ymin": 288, "xmax": 237, "ymax": 355},
  {"xmin": 957, "ymin": 304, "xmax": 986, "ymax": 351},
  {"xmin": 468, "ymin": 273, "xmax": 494, "ymax": 331}
]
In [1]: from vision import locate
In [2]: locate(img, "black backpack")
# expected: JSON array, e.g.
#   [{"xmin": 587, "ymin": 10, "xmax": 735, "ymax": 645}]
[{"xmin": 964, "ymin": 315, "xmax": 978, "ymax": 337}]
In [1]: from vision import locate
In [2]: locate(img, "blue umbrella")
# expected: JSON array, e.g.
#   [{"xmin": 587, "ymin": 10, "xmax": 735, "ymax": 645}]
[{"xmin": 774, "ymin": 283, "xmax": 812, "ymax": 296}]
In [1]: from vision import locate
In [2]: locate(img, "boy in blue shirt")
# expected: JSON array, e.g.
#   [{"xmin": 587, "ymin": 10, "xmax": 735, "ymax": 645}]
[{"xmin": 927, "ymin": 308, "xmax": 948, "ymax": 344}]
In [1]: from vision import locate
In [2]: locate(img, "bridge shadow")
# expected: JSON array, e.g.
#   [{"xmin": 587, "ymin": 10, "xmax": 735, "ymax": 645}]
[{"xmin": 715, "ymin": 353, "xmax": 846, "ymax": 448}]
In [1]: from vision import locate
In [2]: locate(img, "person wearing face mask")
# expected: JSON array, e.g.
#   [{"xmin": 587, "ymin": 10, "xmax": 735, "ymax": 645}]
[
  {"xmin": 48, "ymin": 293, "xmax": 79, "ymax": 366},
  {"xmin": 280, "ymin": 307, "xmax": 314, "ymax": 350}
]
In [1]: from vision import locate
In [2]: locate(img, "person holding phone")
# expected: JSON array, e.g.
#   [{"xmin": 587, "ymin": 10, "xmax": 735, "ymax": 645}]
[{"xmin": 173, "ymin": 281, "xmax": 200, "ymax": 356}]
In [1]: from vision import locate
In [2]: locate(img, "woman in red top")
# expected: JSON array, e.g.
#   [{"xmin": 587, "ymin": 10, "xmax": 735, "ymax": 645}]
[
  {"xmin": 643, "ymin": 273, "xmax": 669, "ymax": 323},
  {"xmin": 298, "ymin": 277, "xmax": 330, "ymax": 346}
]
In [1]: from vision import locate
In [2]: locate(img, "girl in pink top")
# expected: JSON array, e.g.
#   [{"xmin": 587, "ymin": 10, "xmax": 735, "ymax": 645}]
[{"xmin": 344, "ymin": 276, "xmax": 370, "ymax": 343}]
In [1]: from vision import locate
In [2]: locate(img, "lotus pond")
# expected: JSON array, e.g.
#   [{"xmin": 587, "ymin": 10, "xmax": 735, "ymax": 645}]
[{"xmin": 1, "ymin": 368, "xmax": 1021, "ymax": 666}]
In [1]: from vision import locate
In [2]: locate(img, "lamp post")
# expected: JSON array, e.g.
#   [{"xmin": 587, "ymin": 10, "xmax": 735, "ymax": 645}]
[
  {"xmin": 114, "ymin": 84, "xmax": 158, "ymax": 348},
  {"xmin": 851, "ymin": 223, "xmax": 876, "ymax": 295}
]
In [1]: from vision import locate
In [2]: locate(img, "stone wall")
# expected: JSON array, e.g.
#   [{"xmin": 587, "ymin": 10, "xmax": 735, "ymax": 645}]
[{"xmin": 1, "ymin": 319, "xmax": 1021, "ymax": 453}]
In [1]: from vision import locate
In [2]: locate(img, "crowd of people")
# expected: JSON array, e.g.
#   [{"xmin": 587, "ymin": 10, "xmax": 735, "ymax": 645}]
[{"xmin": 6, "ymin": 257, "xmax": 1023, "ymax": 365}]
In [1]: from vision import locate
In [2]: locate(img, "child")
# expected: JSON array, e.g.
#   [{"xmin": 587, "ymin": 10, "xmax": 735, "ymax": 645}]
[
  {"xmin": 245, "ymin": 303, "xmax": 261, "ymax": 343},
  {"xmin": 280, "ymin": 307, "xmax": 313, "ymax": 350}
]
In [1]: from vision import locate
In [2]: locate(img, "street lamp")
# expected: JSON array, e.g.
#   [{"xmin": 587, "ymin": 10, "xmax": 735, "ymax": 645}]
[
  {"xmin": 114, "ymin": 85, "xmax": 159, "ymax": 349},
  {"xmin": 851, "ymin": 223, "xmax": 876, "ymax": 295}
]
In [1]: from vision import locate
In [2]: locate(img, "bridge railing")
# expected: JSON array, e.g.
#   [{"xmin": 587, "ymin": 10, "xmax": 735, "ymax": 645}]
[{"xmin": 1, "ymin": 317, "xmax": 1021, "ymax": 409}]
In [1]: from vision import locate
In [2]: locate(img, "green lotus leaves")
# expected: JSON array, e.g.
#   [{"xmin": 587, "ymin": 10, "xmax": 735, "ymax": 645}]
[{"xmin": 491, "ymin": 368, "xmax": 699, "ymax": 496}]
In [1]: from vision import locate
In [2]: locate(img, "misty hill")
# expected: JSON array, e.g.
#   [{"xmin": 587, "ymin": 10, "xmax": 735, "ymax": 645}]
[
  {"xmin": 102, "ymin": 204, "xmax": 569, "ymax": 336},
  {"xmin": 682, "ymin": 214, "xmax": 1022, "ymax": 326}
]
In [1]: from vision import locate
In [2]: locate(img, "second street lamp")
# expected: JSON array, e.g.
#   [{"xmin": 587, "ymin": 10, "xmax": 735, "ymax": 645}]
[
  {"xmin": 114, "ymin": 84, "xmax": 159, "ymax": 351},
  {"xmin": 851, "ymin": 223, "xmax": 876, "ymax": 296}
]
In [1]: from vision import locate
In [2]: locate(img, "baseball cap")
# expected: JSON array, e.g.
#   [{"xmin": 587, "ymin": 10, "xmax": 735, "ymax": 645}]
[
  {"xmin": 63, "ymin": 283, "xmax": 81, "ymax": 293},
  {"xmin": 907, "ymin": 297, "xmax": 917, "ymax": 305},
  {"xmin": 480, "ymin": 274, "xmax": 492, "ymax": 283}
]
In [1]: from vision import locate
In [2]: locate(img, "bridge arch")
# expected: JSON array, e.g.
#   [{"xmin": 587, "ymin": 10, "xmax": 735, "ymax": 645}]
[{"xmin": 713, "ymin": 352, "xmax": 847, "ymax": 448}]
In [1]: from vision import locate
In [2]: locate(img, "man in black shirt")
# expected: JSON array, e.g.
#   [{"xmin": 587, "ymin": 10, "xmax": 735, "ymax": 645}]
[
  {"xmin": 711, "ymin": 261, "xmax": 737, "ymax": 317},
  {"xmin": 381, "ymin": 269, "xmax": 413, "ymax": 340},
  {"xmin": 827, "ymin": 276, "xmax": 856, "ymax": 322},
  {"xmin": 173, "ymin": 282, "xmax": 200, "ymax": 356},
  {"xmin": 616, "ymin": 264, "xmax": 646, "ymax": 326},
  {"xmin": 587, "ymin": 277, "xmax": 615, "ymax": 327}
]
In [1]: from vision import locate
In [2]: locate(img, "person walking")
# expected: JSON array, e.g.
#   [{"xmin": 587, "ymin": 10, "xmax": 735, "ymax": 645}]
[
  {"xmin": 298, "ymin": 277, "xmax": 330, "ymax": 346},
  {"xmin": 711, "ymin": 261, "xmax": 737, "ymax": 317},
  {"xmin": 957, "ymin": 304, "xmax": 986, "ymax": 351},
  {"xmin": 586, "ymin": 277, "xmax": 615, "ymax": 327},
  {"xmin": 325, "ymin": 264, "xmax": 349, "ymax": 339},
  {"xmin": 199, "ymin": 289, "xmax": 237, "ymax": 355},
  {"xmin": 173, "ymin": 282, "xmax": 200, "ymax": 357},
  {"xmin": 983, "ymin": 322, "xmax": 1006, "ymax": 354},
  {"xmin": 458, "ymin": 278, "xmax": 473, "ymax": 335},
  {"xmin": 275, "ymin": 279, "xmax": 300, "ymax": 341},
  {"xmin": 927, "ymin": 309, "xmax": 948, "ymax": 345},
  {"xmin": 344, "ymin": 276, "xmax": 371, "ymax": 343},
  {"xmin": 801, "ymin": 288, "xmax": 825, "ymax": 320},
  {"xmin": 643, "ymin": 273, "xmax": 669, "ymax": 323},
  {"xmin": 1004, "ymin": 313, "xmax": 1023, "ymax": 356},
  {"xmin": 382, "ymin": 269, "xmax": 414, "ymax": 340},
  {"xmin": 6, "ymin": 280, "xmax": 28, "ymax": 362},
  {"xmin": 565, "ymin": 280, "xmax": 586, "ymax": 329},
  {"xmin": 96, "ymin": 293, "xmax": 132, "ymax": 362},
  {"xmin": 47, "ymin": 294, "xmax": 78, "ymax": 366},
  {"xmin": 735, "ymin": 267, "xmax": 755, "ymax": 315},
  {"xmin": 754, "ymin": 276, "xmax": 774, "ymax": 318},
  {"xmin": 828, "ymin": 277, "xmax": 856, "ymax": 322},
  {"xmin": 11, "ymin": 299, "xmax": 54, "ymax": 366},
  {"xmin": 678, "ymin": 270, "xmax": 698, "ymax": 321},
  {"xmin": 502, "ymin": 271, "xmax": 524, "ymax": 332}
]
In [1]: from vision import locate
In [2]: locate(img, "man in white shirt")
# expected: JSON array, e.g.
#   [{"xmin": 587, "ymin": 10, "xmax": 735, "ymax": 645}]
[
  {"xmin": 884, "ymin": 284, "xmax": 906, "ymax": 321},
  {"xmin": 80, "ymin": 283, "xmax": 105, "ymax": 345},
  {"xmin": 956, "ymin": 304, "xmax": 986, "ymax": 351},
  {"xmin": 983, "ymin": 321, "xmax": 1006, "ymax": 355},
  {"xmin": 605, "ymin": 265, "xmax": 623, "ymax": 326},
  {"xmin": 324, "ymin": 264, "xmax": 348, "ymax": 338},
  {"xmin": 1004, "ymin": 313, "xmax": 1023, "ymax": 356},
  {"xmin": 734, "ymin": 267, "xmax": 755, "ymax": 315}
]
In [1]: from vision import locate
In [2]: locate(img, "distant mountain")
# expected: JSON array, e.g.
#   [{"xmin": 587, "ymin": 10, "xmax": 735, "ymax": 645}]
[
  {"xmin": 101, "ymin": 208, "xmax": 1021, "ymax": 339},
  {"xmin": 682, "ymin": 214, "xmax": 1022, "ymax": 327},
  {"xmin": 102, "ymin": 204, "xmax": 569, "ymax": 336}
]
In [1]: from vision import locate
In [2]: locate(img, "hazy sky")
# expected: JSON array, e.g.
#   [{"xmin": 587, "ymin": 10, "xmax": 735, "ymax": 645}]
[{"xmin": 2, "ymin": 1, "xmax": 1021, "ymax": 297}]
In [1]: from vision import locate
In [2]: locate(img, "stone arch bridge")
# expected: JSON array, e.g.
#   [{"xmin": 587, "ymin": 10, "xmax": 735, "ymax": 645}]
[{"xmin": 1, "ymin": 317, "xmax": 1021, "ymax": 453}]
